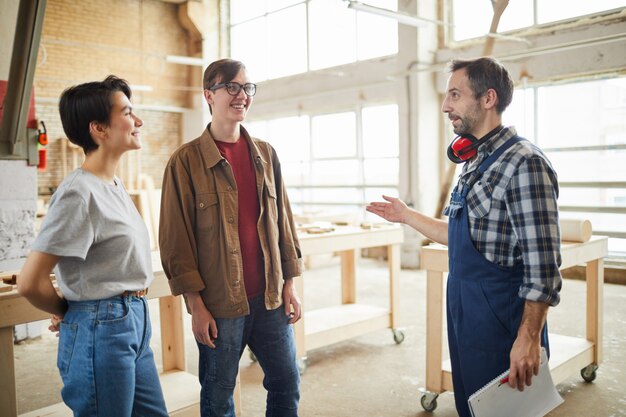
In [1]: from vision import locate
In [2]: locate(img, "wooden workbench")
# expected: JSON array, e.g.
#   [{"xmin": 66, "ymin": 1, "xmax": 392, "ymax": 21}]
[
  {"xmin": 0, "ymin": 253, "xmax": 241, "ymax": 417},
  {"xmin": 293, "ymin": 224, "xmax": 405, "ymax": 367},
  {"xmin": 418, "ymin": 235, "xmax": 608, "ymax": 412}
]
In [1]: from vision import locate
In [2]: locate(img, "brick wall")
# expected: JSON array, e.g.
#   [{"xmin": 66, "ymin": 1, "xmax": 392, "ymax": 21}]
[{"xmin": 34, "ymin": 0, "xmax": 192, "ymax": 193}]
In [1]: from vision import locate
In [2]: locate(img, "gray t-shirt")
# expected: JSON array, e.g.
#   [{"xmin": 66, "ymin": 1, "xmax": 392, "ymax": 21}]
[{"xmin": 32, "ymin": 169, "xmax": 153, "ymax": 301}]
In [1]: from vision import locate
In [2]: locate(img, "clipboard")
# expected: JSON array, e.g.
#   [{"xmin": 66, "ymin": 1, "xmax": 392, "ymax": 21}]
[{"xmin": 468, "ymin": 348, "xmax": 564, "ymax": 417}]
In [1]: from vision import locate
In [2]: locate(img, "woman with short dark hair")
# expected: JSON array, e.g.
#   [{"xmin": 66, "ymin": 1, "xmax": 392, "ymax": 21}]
[{"xmin": 18, "ymin": 75, "xmax": 169, "ymax": 417}]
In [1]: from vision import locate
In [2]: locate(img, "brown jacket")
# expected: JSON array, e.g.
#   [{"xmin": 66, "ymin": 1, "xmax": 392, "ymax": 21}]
[{"xmin": 159, "ymin": 125, "xmax": 303, "ymax": 318}]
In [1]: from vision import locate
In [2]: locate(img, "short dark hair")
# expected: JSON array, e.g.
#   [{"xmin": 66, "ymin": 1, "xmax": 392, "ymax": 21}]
[
  {"xmin": 448, "ymin": 57, "xmax": 514, "ymax": 114},
  {"xmin": 58, "ymin": 75, "xmax": 132, "ymax": 154},
  {"xmin": 203, "ymin": 59, "xmax": 247, "ymax": 114}
]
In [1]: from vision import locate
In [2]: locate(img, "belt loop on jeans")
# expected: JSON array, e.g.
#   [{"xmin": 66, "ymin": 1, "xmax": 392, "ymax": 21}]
[{"xmin": 121, "ymin": 288, "xmax": 149, "ymax": 298}]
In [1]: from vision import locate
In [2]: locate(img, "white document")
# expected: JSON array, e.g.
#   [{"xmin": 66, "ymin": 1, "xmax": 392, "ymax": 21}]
[{"xmin": 468, "ymin": 348, "xmax": 564, "ymax": 417}]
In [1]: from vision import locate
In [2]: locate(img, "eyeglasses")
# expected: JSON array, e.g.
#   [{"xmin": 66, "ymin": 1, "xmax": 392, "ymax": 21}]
[{"xmin": 209, "ymin": 82, "xmax": 257, "ymax": 97}]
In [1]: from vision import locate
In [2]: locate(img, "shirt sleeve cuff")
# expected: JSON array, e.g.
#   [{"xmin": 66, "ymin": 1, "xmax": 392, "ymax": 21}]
[
  {"xmin": 167, "ymin": 270, "xmax": 206, "ymax": 296},
  {"xmin": 519, "ymin": 284, "xmax": 561, "ymax": 307},
  {"xmin": 282, "ymin": 258, "xmax": 303, "ymax": 280}
]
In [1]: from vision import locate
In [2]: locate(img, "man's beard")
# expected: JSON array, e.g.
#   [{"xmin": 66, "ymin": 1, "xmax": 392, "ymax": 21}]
[{"xmin": 452, "ymin": 102, "xmax": 482, "ymax": 135}]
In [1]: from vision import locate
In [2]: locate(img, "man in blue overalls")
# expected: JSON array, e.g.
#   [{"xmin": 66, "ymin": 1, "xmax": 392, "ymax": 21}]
[{"xmin": 367, "ymin": 57, "xmax": 562, "ymax": 417}]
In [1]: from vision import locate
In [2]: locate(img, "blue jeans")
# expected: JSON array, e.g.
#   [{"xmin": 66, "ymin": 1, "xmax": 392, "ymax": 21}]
[
  {"xmin": 197, "ymin": 295, "xmax": 300, "ymax": 417},
  {"xmin": 58, "ymin": 295, "xmax": 168, "ymax": 417}
]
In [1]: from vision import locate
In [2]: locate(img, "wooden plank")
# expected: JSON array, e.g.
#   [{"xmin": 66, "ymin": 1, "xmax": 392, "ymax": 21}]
[
  {"xmin": 440, "ymin": 334, "xmax": 595, "ymax": 394},
  {"xmin": 0, "ymin": 293, "xmax": 52, "ymax": 328},
  {"xmin": 234, "ymin": 373, "xmax": 241, "ymax": 416},
  {"xmin": 0, "ymin": 269, "xmax": 169, "ymax": 329},
  {"xmin": 160, "ymin": 371, "xmax": 201, "ymax": 416},
  {"xmin": 299, "ymin": 226, "xmax": 403, "ymax": 255},
  {"xmin": 422, "ymin": 236, "xmax": 609, "ymax": 273},
  {"xmin": 159, "ymin": 296, "xmax": 186, "ymax": 372},
  {"xmin": 340, "ymin": 250, "xmax": 356, "ymax": 304},
  {"xmin": 441, "ymin": 360, "xmax": 453, "ymax": 392},
  {"xmin": 293, "ymin": 275, "xmax": 306, "ymax": 360},
  {"xmin": 147, "ymin": 272, "xmax": 173, "ymax": 299},
  {"xmin": 303, "ymin": 304, "xmax": 390, "ymax": 351},
  {"xmin": 548, "ymin": 334, "xmax": 594, "ymax": 385},
  {"xmin": 560, "ymin": 236, "xmax": 608, "ymax": 269},
  {"xmin": 425, "ymin": 270, "xmax": 444, "ymax": 393},
  {"xmin": 0, "ymin": 327, "xmax": 17, "ymax": 417},
  {"xmin": 586, "ymin": 259, "xmax": 603, "ymax": 364},
  {"xmin": 20, "ymin": 402, "xmax": 71, "ymax": 416},
  {"xmin": 420, "ymin": 245, "xmax": 449, "ymax": 272},
  {"xmin": 388, "ymin": 244, "xmax": 401, "ymax": 329},
  {"xmin": 0, "ymin": 283, "xmax": 13, "ymax": 293}
]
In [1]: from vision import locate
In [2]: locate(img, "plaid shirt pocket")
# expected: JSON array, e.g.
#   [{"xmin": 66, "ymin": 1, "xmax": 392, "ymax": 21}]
[{"xmin": 467, "ymin": 179, "xmax": 493, "ymax": 219}]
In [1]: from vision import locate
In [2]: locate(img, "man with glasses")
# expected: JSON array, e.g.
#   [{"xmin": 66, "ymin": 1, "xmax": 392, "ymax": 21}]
[{"xmin": 160, "ymin": 59, "xmax": 303, "ymax": 417}]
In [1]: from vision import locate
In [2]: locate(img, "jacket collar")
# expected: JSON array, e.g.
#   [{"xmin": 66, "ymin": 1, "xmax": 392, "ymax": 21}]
[{"xmin": 200, "ymin": 123, "xmax": 268, "ymax": 169}]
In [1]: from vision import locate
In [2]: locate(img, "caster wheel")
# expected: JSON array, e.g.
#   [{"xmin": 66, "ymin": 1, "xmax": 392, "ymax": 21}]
[
  {"xmin": 392, "ymin": 329, "xmax": 405, "ymax": 344},
  {"xmin": 420, "ymin": 393, "xmax": 438, "ymax": 412},
  {"xmin": 581, "ymin": 364, "xmax": 598, "ymax": 382}
]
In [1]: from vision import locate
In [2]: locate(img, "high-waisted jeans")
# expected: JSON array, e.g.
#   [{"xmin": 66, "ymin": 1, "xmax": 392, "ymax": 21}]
[{"xmin": 58, "ymin": 295, "xmax": 168, "ymax": 417}]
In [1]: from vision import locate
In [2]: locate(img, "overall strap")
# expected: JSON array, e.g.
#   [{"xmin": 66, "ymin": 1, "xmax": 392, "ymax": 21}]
[
  {"xmin": 478, "ymin": 135, "xmax": 525, "ymax": 174},
  {"xmin": 443, "ymin": 136, "xmax": 525, "ymax": 218}
]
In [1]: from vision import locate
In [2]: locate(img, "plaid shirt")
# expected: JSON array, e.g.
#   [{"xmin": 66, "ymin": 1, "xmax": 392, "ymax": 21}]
[{"xmin": 448, "ymin": 126, "xmax": 562, "ymax": 306}]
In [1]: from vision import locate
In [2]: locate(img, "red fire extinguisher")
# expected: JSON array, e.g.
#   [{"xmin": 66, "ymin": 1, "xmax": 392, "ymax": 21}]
[{"xmin": 37, "ymin": 121, "xmax": 48, "ymax": 171}]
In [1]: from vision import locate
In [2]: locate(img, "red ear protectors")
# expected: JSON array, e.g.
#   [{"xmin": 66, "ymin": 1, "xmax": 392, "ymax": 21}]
[
  {"xmin": 446, "ymin": 126, "xmax": 505, "ymax": 164},
  {"xmin": 447, "ymin": 134, "xmax": 479, "ymax": 164}
]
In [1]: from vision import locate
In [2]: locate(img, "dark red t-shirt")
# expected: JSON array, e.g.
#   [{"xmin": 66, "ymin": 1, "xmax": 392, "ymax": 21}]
[{"xmin": 215, "ymin": 137, "xmax": 265, "ymax": 299}]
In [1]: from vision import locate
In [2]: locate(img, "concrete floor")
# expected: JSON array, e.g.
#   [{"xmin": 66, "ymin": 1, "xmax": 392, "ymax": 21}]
[{"xmin": 14, "ymin": 257, "xmax": 626, "ymax": 416}]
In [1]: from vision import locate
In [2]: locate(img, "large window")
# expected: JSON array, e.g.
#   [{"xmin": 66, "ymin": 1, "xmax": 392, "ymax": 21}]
[
  {"xmin": 245, "ymin": 104, "xmax": 399, "ymax": 219},
  {"xmin": 451, "ymin": 0, "xmax": 626, "ymax": 42},
  {"xmin": 230, "ymin": 0, "xmax": 398, "ymax": 81},
  {"xmin": 503, "ymin": 77, "xmax": 626, "ymax": 257}
]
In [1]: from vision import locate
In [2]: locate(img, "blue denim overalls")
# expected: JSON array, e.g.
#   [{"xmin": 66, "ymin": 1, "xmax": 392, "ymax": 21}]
[{"xmin": 444, "ymin": 136, "xmax": 550, "ymax": 417}]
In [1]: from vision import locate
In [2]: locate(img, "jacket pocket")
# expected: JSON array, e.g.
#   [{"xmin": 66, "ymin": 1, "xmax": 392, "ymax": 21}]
[
  {"xmin": 196, "ymin": 192, "xmax": 219, "ymax": 231},
  {"xmin": 467, "ymin": 179, "xmax": 492, "ymax": 219},
  {"xmin": 264, "ymin": 179, "xmax": 278, "ymax": 215},
  {"xmin": 265, "ymin": 179, "xmax": 277, "ymax": 199}
]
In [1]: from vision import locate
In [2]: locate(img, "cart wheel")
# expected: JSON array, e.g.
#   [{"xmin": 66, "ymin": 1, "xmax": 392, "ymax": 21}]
[
  {"xmin": 581, "ymin": 364, "xmax": 598, "ymax": 382},
  {"xmin": 420, "ymin": 393, "xmax": 438, "ymax": 412},
  {"xmin": 392, "ymin": 329, "xmax": 405, "ymax": 344},
  {"xmin": 297, "ymin": 357, "xmax": 308, "ymax": 375},
  {"xmin": 249, "ymin": 350, "xmax": 258, "ymax": 363}
]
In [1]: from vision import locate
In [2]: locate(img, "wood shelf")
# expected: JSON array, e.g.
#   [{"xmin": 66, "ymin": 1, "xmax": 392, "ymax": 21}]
[
  {"xmin": 304, "ymin": 304, "xmax": 390, "ymax": 351},
  {"xmin": 293, "ymin": 225, "xmax": 404, "ymax": 360}
]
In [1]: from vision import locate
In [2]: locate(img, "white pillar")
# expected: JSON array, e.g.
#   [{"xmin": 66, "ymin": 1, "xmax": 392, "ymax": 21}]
[{"xmin": 397, "ymin": 0, "xmax": 441, "ymax": 268}]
